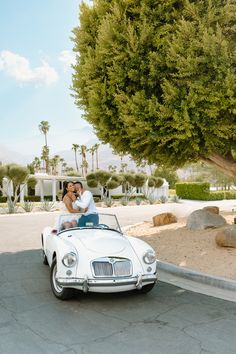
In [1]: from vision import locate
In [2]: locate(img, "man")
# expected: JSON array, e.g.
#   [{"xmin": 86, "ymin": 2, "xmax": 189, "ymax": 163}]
[{"xmin": 73, "ymin": 182, "xmax": 98, "ymax": 227}]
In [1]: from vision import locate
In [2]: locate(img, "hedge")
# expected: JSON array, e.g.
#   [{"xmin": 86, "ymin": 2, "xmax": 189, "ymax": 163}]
[
  {"xmin": 175, "ymin": 183, "xmax": 210, "ymax": 200},
  {"xmin": 110, "ymin": 194, "xmax": 146, "ymax": 200},
  {"xmin": 24, "ymin": 195, "xmax": 41, "ymax": 202},
  {"xmin": 224, "ymin": 190, "xmax": 236, "ymax": 200},
  {"xmin": 175, "ymin": 183, "xmax": 226, "ymax": 200}
]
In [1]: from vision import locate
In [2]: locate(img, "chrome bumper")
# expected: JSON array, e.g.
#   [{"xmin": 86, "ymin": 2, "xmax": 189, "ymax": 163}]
[{"xmin": 57, "ymin": 273, "xmax": 157, "ymax": 292}]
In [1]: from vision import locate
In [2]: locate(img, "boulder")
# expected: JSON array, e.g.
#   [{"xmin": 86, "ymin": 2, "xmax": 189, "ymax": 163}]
[
  {"xmin": 186, "ymin": 209, "xmax": 227, "ymax": 230},
  {"xmin": 202, "ymin": 206, "xmax": 219, "ymax": 215},
  {"xmin": 215, "ymin": 226, "xmax": 236, "ymax": 248},
  {"xmin": 153, "ymin": 213, "xmax": 177, "ymax": 227}
]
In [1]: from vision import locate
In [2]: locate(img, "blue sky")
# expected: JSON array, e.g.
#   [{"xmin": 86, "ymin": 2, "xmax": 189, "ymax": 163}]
[{"xmin": 0, "ymin": 0, "xmax": 98, "ymax": 160}]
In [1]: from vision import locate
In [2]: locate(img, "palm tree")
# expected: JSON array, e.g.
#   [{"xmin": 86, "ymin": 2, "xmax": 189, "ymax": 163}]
[
  {"xmin": 72, "ymin": 144, "xmax": 80, "ymax": 172},
  {"xmin": 120, "ymin": 162, "xmax": 128, "ymax": 173},
  {"xmin": 80, "ymin": 145, "xmax": 88, "ymax": 177},
  {"xmin": 89, "ymin": 145, "xmax": 97, "ymax": 172},
  {"xmin": 93, "ymin": 143, "xmax": 100, "ymax": 170},
  {"xmin": 30, "ymin": 157, "xmax": 41, "ymax": 173},
  {"xmin": 39, "ymin": 121, "xmax": 50, "ymax": 173},
  {"xmin": 62, "ymin": 161, "xmax": 67, "ymax": 174},
  {"xmin": 50, "ymin": 155, "xmax": 61, "ymax": 175},
  {"xmin": 41, "ymin": 145, "xmax": 49, "ymax": 173},
  {"xmin": 38, "ymin": 120, "xmax": 50, "ymax": 146},
  {"xmin": 108, "ymin": 165, "xmax": 117, "ymax": 173},
  {"xmin": 59, "ymin": 157, "xmax": 65, "ymax": 175}
]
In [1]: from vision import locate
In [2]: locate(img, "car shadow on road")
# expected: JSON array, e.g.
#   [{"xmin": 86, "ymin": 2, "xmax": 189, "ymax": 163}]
[
  {"xmin": 0, "ymin": 249, "xmax": 223, "ymax": 308},
  {"xmin": 0, "ymin": 248, "xmax": 173, "ymax": 303}
]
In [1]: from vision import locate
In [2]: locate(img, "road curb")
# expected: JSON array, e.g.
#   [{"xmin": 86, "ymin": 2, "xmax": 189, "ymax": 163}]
[
  {"xmin": 157, "ymin": 260, "xmax": 236, "ymax": 291},
  {"xmin": 123, "ymin": 223, "xmax": 236, "ymax": 293}
]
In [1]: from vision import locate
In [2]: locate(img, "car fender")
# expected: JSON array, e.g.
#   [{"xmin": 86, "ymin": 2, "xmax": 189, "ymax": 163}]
[
  {"xmin": 48, "ymin": 236, "xmax": 79, "ymax": 278},
  {"xmin": 125, "ymin": 235, "xmax": 157, "ymax": 273}
]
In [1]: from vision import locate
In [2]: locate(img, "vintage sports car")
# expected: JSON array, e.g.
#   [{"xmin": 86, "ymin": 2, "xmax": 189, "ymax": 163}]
[{"xmin": 41, "ymin": 213, "xmax": 157, "ymax": 300}]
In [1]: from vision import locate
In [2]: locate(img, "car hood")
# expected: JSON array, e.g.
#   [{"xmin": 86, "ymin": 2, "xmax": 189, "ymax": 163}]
[{"xmin": 65, "ymin": 229, "xmax": 129, "ymax": 254}]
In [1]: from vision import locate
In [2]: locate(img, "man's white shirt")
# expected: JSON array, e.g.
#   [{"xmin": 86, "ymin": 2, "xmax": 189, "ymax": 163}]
[{"xmin": 73, "ymin": 190, "xmax": 97, "ymax": 215}]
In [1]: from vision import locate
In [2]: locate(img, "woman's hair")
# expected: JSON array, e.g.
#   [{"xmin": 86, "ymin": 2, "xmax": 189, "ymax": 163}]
[{"xmin": 62, "ymin": 181, "xmax": 73, "ymax": 199}]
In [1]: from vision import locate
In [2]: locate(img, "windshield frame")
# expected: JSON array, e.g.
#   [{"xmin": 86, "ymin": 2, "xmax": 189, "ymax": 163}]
[{"xmin": 56, "ymin": 212, "xmax": 122, "ymax": 235}]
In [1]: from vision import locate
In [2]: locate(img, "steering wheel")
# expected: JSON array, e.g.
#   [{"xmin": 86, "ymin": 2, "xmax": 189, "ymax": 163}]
[{"xmin": 97, "ymin": 223, "xmax": 109, "ymax": 229}]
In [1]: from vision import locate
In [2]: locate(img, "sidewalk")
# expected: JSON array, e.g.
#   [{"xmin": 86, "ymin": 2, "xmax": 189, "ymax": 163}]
[{"xmin": 157, "ymin": 260, "xmax": 236, "ymax": 303}]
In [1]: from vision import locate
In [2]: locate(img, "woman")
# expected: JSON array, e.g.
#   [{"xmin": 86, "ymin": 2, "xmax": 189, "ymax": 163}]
[
  {"xmin": 60, "ymin": 181, "xmax": 79, "ymax": 229},
  {"xmin": 62, "ymin": 181, "xmax": 77, "ymax": 213}
]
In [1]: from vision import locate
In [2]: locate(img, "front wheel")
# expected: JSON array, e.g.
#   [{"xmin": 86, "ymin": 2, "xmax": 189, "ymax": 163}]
[
  {"xmin": 138, "ymin": 283, "xmax": 155, "ymax": 294},
  {"xmin": 42, "ymin": 250, "xmax": 49, "ymax": 265},
  {"xmin": 50, "ymin": 259, "xmax": 74, "ymax": 300}
]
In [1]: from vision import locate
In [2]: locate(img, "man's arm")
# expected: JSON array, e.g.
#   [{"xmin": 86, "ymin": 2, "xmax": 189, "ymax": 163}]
[{"xmin": 74, "ymin": 191, "xmax": 92, "ymax": 209}]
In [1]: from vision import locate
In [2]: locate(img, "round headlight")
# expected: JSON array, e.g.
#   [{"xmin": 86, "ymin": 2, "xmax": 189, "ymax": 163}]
[
  {"xmin": 143, "ymin": 249, "xmax": 156, "ymax": 264},
  {"xmin": 62, "ymin": 252, "xmax": 77, "ymax": 267}
]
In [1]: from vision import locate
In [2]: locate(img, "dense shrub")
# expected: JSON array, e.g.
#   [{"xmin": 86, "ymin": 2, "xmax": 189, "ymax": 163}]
[
  {"xmin": 224, "ymin": 191, "xmax": 236, "ymax": 200},
  {"xmin": 0, "ymin": 196, "xmax": 15, "ymax": 203},
  {"xmin": 111, "ymin": 194, "xmax": 146, "ymax": 200},
  {"xmin": 23, "ymin": 195, "xmax": 41, "ymax": 202},
  {"xmin": 175, "ymin": 183, "xmax": 225, "ymax": 200},
  {"xmin": 93, "ymin": 196, "xmax": 101, "ymax": 203},
  {"xmin": 176, "ymin": 183, "xmax": 210, "ymax": 200},
  {"xmin": 202, "ymin": 191, "xmax": 225, "ymax": 200}
]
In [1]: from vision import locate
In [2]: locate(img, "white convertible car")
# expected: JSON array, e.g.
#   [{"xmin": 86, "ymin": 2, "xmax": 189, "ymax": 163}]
[{"xmin": 41, "ymin": 213, "xmax": 157, "ymax": 300}]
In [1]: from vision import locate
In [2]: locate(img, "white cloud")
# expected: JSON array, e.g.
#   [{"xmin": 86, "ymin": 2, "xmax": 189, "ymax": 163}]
[
  {"xmin": 58, "ymin": 50, "xmax": 76, "ymax": 71},
  {"xmin": 0, "ymin": 50, "xmax": 59, "ymax": 85}
]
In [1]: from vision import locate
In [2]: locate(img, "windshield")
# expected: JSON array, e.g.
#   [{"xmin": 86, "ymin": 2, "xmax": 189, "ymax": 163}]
[{"xmin": 57, "ymin": 213, "xmax": 122, "ymax": 233}]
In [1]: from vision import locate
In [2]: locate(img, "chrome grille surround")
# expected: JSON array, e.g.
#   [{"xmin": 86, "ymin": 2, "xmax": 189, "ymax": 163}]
[{"xmin": 91, "ymin": 257, "xmax": 132, "ymax": 278}]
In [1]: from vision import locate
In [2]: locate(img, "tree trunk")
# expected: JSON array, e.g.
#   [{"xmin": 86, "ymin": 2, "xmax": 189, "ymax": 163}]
[
  {"xmin": 74, "ymin": 151, "xmax": 79, "ymax": 171},
  {"xmin": 201, "ymin": 153, "xmax": 236, "ymax": 178}
]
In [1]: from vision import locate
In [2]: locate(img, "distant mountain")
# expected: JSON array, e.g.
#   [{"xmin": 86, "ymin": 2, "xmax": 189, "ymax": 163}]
[
  {"xmin": 0, "ymin": 142, "xmax": 144, "ymax": 173},
  {"xmin": 0, "ymin": 144, "xmax": 33, "ymax": 165},
  {"xmin": 57, "ymin": 143, "xmax": 138, "ymax": 172}
]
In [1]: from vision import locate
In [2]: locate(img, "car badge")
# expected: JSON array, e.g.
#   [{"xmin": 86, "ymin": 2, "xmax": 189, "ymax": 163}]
[{"xmin": 110, "ymin": 258, "xmax": 115, "ymax": 263}]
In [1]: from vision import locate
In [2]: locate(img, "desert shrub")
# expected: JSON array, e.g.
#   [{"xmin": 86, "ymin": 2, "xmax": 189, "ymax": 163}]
[
  {"xmin": 120, "ymin": 196, "xmax": 129, "ymax": 206},
  {"xmin": 147, "ymin": 196, "xmax": 157, "ymax": 204},
  {"xmin": 159, "ymin": 196, "xmax": 168, "ymax": 203},
  {"xmin": 40, "ymin": 201, "xmax": 55, "ymax": 211},
  {"xmin": 135, "ymin": 197, "xmax": 142, "ymax": 205},
  {"xmin": 171, "ymin": 195, "xmax": 181, "ymax": 203},
  {"xmin": 22, "ymin": 200, "xmax": 34, "ymax": 212},
  {"xmin": 103, "ymin": 197, "xmax": 114, "ymax": 207}
]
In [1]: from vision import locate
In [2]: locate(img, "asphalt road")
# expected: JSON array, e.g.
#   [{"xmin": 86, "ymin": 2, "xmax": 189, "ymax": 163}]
[
  {"xmin": 1, "ymin": 203, "xmax": 236, "ymax": 353},
  {"xmin": 0, "ymin": 249, "xmax": 236, "ymax": 354}
]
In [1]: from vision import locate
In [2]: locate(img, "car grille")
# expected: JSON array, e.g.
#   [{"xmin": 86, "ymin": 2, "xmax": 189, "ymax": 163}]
[{"xmin": 92, "ymin": 258, "xmax": 132, "ymax": 277}]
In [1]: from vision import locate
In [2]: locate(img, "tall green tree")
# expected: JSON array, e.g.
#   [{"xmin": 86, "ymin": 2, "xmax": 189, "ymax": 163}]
[{"xmin": 72, "ymin": 0, "xmax": 236, "ymax": 177}]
